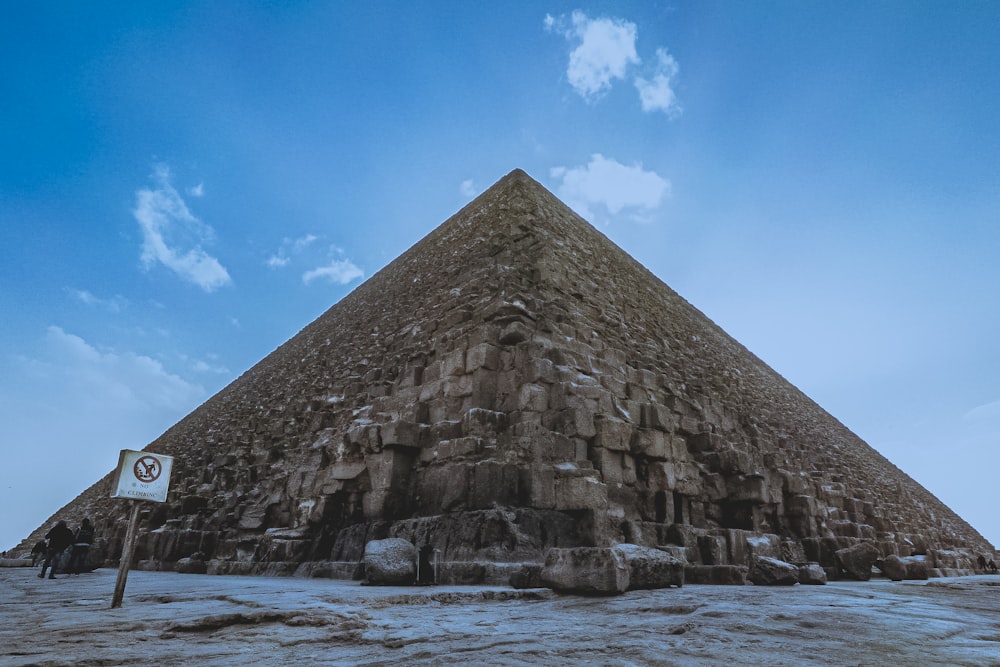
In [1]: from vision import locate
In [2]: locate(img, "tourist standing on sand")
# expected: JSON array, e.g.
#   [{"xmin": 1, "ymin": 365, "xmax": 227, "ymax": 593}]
[
  {"xmin": 38, "ymin": 521, "xmax": 74, "ymax": 579},
  {"xmin": 67, "ymin": 518, "xmax": 94, "ymax": 574}
]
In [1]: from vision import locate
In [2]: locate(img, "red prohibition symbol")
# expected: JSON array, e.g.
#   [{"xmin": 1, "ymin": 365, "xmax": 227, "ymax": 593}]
[{"xmin": 133, "ymin": 455, "xmax": 162, "ymax": 483}]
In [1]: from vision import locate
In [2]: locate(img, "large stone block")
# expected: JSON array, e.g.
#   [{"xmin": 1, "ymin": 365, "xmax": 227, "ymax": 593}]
[
  {"xmin": 613, "ymin": 543, "xmax": 684, "ymax": 589},
  {"xmin": 593, "ymin": 416, "xmax": 632, "ymax": 452},
  {"xmin": 363, "ymin": 538, "xmax": 416, "ymax": 585},
  {"xmin": 540, "ymin": 547, "xmax": 630, "ymax": 595},
  {"xmin": 835, "ymin": 541, "xmax": 881, "ymax": 581},
  {"xmin": 748, "ymin": 555, "xmax": 799, "ymax": 586},
  {"xmin": 554, "ymin": 474, "xmax": 608, "ymax": 511}
]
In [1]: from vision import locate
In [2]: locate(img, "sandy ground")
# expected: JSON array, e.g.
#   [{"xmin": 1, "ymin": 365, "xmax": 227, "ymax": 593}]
[{"xmin": 2, "ymin": 567, "xmax": 1000, "ymax": 666}]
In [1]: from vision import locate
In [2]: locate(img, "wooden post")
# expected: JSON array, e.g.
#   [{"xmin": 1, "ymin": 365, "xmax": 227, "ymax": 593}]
[{"xmin": 111, "ymin": 500, "xmax": 142, "ymax": 609}]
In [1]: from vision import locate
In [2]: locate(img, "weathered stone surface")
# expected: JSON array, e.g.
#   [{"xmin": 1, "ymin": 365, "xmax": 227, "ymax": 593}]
[
  {"xmin": 16, "ymin": 169, "xmax": 994, "ymax": 584},
  {"xmin": 836, "ymin": 542, "xmax": 881, "ymax": 581},
  {"xmin": 612, "ymin": 543, "xmax": 684, "ymax": 589},
  {"xmin": 901, "ymin": 556, "xmax": 930, "ymax": 580},
  {"xmin": 797, "ymin": 563, "xmax": 828, "ymax": 585},
  {"xmin": 748, "ymin": 555, "xmax": 799, "ymax": 586},
  {"xmin": 540, "ymin": 547, "xmax": 630, "ymax": 595},
  {"xmin": 363, "ymin": 538, "xmax": 415, "ymax": 585},
  {"xmin": 509, "ymin": 563, "xmax": 544, "ymax": 589},
  {"xmin": 877, "ymin": 555, "xmax": 907, "ymax": 581}
]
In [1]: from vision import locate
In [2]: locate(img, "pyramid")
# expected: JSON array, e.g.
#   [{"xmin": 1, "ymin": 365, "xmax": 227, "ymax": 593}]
[{"xmin": 22, "ymin": 169, "xmax": 993, "ymax": 582}]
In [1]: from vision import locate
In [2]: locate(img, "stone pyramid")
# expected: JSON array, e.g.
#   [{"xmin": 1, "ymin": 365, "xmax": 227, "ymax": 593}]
[{"xmin": 22, "ymin": 169, "xmax": 993, "ymax": 582}]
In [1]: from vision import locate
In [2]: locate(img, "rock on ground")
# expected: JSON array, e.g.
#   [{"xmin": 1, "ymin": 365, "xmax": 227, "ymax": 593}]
[
  {"xmin": 363, "ymin": 538, "xmax": 416, "ymax": 585},
  {"xmin": 540, "ymin": 547, "xmax": 630, "ymax": 595}
]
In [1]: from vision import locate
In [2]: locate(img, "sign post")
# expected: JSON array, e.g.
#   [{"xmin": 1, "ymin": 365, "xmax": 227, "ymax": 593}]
[{"xmin": 109, "ymin": 449, "xmax": 174, "ymax": 609}]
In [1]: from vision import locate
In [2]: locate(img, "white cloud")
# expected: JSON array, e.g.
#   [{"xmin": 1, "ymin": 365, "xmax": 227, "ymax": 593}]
[
  {"xmin": 546, "ymin": 10, "xmax": 640, "ymax": 101},
  {"xmin": 266, "ymin": 233, "xmax": 319, "ymax": 269},
  {"xmin": 460, "ymin": 179, "xmax": 477, "ymax": 198},
  {"xmin": 187, "ymin": 182, "xmax": 205, "ymax": 197},
  {"xmin": 549, "ymin": 154, "xmax": 670, "ymax": 222},
  {"xmin": 635, "ymin": 48, "xmax": 682, "ymax": 117},
  {"xmin": 134, "ymin": 164, "xmax": 232, "ymax": 292},
  {"xmin": 302, "ymin": 259, "xmax": 364, "ymax": 286},
  {"xmin": 0, "ymin": 327, "xmax": 209, "ymax": 551},
  {"xmin": 70, "ymin": 289, "xmax": 125, "ymax": 313}
]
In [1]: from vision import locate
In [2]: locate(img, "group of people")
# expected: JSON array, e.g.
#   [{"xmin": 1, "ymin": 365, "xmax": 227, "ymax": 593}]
[
  {"xmin": 31, "ymin": 518, "xmax": 95, "ymax": 579},
  {"xmin": 978, "ymin": 554, "xmax": 999, "ymax": 573}
]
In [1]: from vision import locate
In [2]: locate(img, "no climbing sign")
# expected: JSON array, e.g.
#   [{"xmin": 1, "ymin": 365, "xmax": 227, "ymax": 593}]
[{"xmin": 111, "ymin": 449, "xmax": 174, "ymax": 503}]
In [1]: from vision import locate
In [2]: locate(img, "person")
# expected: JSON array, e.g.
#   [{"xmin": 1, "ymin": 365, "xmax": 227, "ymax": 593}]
[
  {"xmin": 67, "ymin": 518, "xmax": 95, "ymax": 574},
  {"xmin": 38, "ymin": 520, "xmax": 75, "ymax": 579},
  {"xmin": 30, "ymin": 540, "xmax": 47, "ymax": 567}
]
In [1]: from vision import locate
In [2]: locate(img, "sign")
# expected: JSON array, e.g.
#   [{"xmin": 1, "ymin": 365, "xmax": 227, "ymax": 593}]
[{"xmin": 110, "ymin": 449, "xmax": 174, "ymax": 503}]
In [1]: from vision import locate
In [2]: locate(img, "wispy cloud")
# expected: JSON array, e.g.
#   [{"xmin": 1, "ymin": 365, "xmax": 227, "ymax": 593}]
[
  {"xmin": 460, "ymin": 179, "xmax": 477, "ymax": 198},
  {"xmin": 266, "ymin": 234, "xmax": 318, "ymax": 269},
  {"xmin": 303, "ymin": 258, "xmax": 364, "ymax": 286},
  {"xmin": 69, "ymin": 288, "xmax": 126, "ymax": 313},
  {"xmin": 550, "ymin": 154, "xmax": 670, "ymax": 222},
  {"xmin": 546, "ymin": 10, "xmax": 681, "ymax": 117},
  {"xmin": 635, "ymin": 48, "xmax": 681, "ymax": 117},
  {"xmin": 133, "ymin": 164, "xmax": 231, "ymax": 292},
  {"xmin": 545, "ymin": 11, "xmax": 639, "ymax": 101}
]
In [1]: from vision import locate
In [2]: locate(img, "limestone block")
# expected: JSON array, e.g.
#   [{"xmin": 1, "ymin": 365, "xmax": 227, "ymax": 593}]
[
  {"xmin": 430, "ymin": 420, "xmax": 463, "ymax": 441},
  {"xmin": 646, "ymin": 461, "xmax": 676, "ymax": 492},
  {"xmin": 900, "ymin": 556, "xmax": 930, "ymax": 580},
  {"xmin": 440, "ymin": 348, "xmax": 467, "ymax": 377},
  {"xmin": 716, "ymin": 449, "xmax": 754, "ymax": 475},
  {"xmin": 877, "ymin": 554, "xmax": 906, "ymax": 581},
  {"xmin": 465, "ymin": 343, "xmax": 500, "ymax": 372},
  {"xmin": 555, "ymin": 407, "xmax": 596, "ymax": 439},
  {"xmin": 631, "ymin": 429, "xmax": 668, "ymax": 459},
  {"xmin": 621, "ymin": 453, "xmax": 637, "ymax": 485},
  {"xmin": 698, "ymin": 535, "xmax": 728, "ymax": 565},
  {"xmin": 641, "ymin": 402, "xmax": 676, "ymax": 432},
  {"xmin": 442, "ymin": 374, "xmax": 474, "ymax": 398},
  {"xmin": 328, "ymin": 462, "xmax": 367, "ymax": 480},
  {"xmin": 593, "ymin": 416, "xmax": 633, "ymax": 452},
  {"xmin": 726, "ymin": 474, "xmax": 769, "ymax": 503},
  {"xmin": 462, "ymin": 408, "xmax": 507, "ymax": 436},
  {"xmin": 417, "ymin": 463, "xmax": 470, "ymax": 511},
  {"xmin": 509, "ymin": 563, "xmax": 544, "ymax": 589},
  {"xmin": 785, "ymin": 494, "xmax": 817, "ymax": 517},
  {"xmin": 748, "ymin": 555, "xmax": 799, "ymax": 586},
  {"xmin": 528, "ymin": 465, "xmax": 555, "ymax": 509},
  {"xmin": 363, "ymin": 538, "xmax": 416, "ymax": 585},
  {"xmin": 797, "ymin": 563, "xmax": 828, "ymax": 585},
  {"xmin": 674, "ymin": 464, "xmax": 703, "ymax": 496},
  {"xmin": 470, "ymin": 369, "xmax": 498, "ymax": 407},
  {"xmin": 517, "ymin": 383, "xmax": 550, "ymax": 412},
  {"xmin": 746, "ymin": 534, "xmax": 782, "ymax": 560},
  {"xmin": 612, "ymin": 543, "xmax": 684, "ymax": 589},
  {"xmin": 702, "ymin": 473, "xmax": 727, "ymax": 501},
  {"xmin": 554, "ymin": 475, "xmax": 608, "ymax": 511},
  {"xmin": 591, "ymin": 447, "xmax": 623, "ymax": 484},
  {"xmin": 499, "ymin": 321, "xmax": 531, "ymax": 345},
  {"xmin": 529, "ymin": 434, "xmax": 577, "ymax": 462},
  {"xmin": 677, "ymin": 417, "xmax": 703, "ymax": 437},
  {"xmin": 380, "ymin": 421, "xmax": 421, "ymax": 447},
  {"xmin": 835, "ymin": 541, "xmax": 881, "ymax": 581},
  {"xmin": 471, "ymin": 460, "xmax": 520, "ymax": 508},
  {"xmin": 540, "ymin": 547, "xmax": 630, "ymax": 595},
  {"xmin": 438, "ymin": 437, "xmax": 481, "ymax": 459},
  {"xmin": 684, "ymin": 564, "xmax": 748, "ymax": 585}
]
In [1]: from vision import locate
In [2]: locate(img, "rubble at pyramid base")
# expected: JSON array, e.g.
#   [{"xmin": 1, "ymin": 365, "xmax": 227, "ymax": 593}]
[{"xmin": 20, "ymin": 170, "xmax": 994, "ymax": 586}]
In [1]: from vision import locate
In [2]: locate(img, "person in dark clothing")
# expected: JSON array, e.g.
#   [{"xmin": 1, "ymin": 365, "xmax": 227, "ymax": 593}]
[
  {"xmin": 67, "ymin": 518, "xmax": 95, "ymax": 574},
  {"xmin": 30, "ymin": 541, "xmax": 47, "ymax": 567},
  {"xmin": 39, "ymin": 520, "xmax": 74, "ymax": 579}
]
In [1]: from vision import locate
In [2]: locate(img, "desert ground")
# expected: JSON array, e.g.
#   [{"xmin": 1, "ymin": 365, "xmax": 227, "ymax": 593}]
[{"xmin": 2, "ymin": 567, "xmax": 999, "ymax": 666}]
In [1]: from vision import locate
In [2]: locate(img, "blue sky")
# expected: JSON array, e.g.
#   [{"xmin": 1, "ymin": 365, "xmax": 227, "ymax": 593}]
[{"xmin": 2, "ymin": 2, "xmax": 998, "ymax": 552}]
